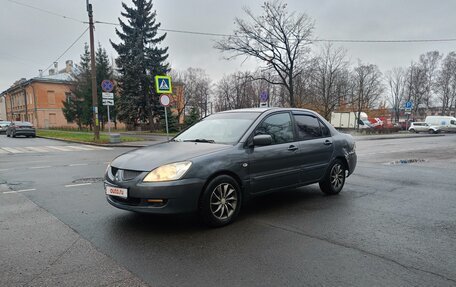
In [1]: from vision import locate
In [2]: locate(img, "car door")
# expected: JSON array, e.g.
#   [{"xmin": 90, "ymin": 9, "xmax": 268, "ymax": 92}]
[
  {"xmin": 248, "ymin": 112, "xmax": 302, "ymax": 194},
  {"xmin": 293, "ymin": 113, "xmax": 334, "ymax": 183}
]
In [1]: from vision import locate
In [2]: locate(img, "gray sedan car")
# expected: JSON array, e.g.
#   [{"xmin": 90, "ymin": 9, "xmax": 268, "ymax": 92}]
[{"xmin": 105, "ymin": 108, "xmax": 357, "ymax": 227}]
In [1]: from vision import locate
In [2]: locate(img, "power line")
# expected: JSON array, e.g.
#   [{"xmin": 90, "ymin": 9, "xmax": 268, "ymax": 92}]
[
  {"xmin": 7, "ymin": 0, "xmax": 456, "ymax": 44},
  {"xmin": 6, "ymin": 0, "xmax": 85, "ymax": 23},
  {"xmin": 41, "ymin": 27, "xmax": 89, "ymax": 74}
]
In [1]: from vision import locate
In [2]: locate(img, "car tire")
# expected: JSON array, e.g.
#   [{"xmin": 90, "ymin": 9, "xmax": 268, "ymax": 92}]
[
  {"xmin": 319, "ymin": 159, "xmax": 346, "ymax": 195},
  {"xmin": 409, "ymin": 129, "xmax": 415, "ymax": 133},
  {"xmin": 199, "ymin": 175, "xmax": 241, "ymax": 227},
  {"xmin": 12, "ymin": 131, "xmax": 16, "ymax": 138},
  {"xmin": 6, "ymin": 132, "xmax": 10, "ymax": 137}
]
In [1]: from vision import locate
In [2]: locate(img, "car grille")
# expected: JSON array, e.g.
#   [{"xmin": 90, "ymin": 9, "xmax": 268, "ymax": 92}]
[{"xmin": 110, "ymin": 166, "xmax": 142, "ymax": 181}]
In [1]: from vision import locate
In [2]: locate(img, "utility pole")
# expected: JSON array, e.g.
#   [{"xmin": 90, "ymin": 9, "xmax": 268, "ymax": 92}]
[{"xmin": 87, "ymin": 0, "xmax": 99, "ymax": 140}]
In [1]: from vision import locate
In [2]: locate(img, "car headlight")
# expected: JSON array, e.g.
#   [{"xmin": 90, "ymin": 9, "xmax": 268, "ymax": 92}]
[{"xmin": 143, "ymin": 161, "xmax": 192, "ymax": 182}]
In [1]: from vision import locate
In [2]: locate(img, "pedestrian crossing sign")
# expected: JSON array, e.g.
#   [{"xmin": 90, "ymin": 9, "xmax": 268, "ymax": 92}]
[{"xmin": 155, "ymin": 75, "xmax": 172, "ymax": 94}]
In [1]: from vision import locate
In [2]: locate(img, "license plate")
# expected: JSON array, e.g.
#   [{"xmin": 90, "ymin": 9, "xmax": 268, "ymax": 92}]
[{"xmin": 106, "ymin": 185, "xmax": 128, "ymax": 199}]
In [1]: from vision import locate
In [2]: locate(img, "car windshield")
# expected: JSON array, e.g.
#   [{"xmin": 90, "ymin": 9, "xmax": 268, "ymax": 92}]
[{"xmin": 174, "ymin": 112, "xmax": 260, "ymax": 144}]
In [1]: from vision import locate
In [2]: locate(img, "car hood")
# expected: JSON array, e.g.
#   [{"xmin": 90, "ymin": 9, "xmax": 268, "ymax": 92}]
[{"xmin": 110, "ymin": 141, "xmax": 232, "ymax": 171}]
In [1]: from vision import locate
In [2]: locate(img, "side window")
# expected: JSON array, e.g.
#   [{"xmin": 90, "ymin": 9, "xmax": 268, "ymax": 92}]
[
  {"xmin": 319, "ymin": 120, "xmax": 330, "ymax": 137},
  {"xmin": 451, "ymin": 120, "xmax": 456, "ymax": 125},
  {"xmin": 294, "ymin": 114, "xmax": 322, "ymax": 140},
  {"xmin": 255, "ymin": 113, "xmax": 294, "ymax": 144}
]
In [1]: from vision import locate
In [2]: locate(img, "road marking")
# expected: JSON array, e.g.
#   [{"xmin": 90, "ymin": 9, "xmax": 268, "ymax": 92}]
[
  {"xmin": 0, "ymin": 168, "xmax": 10, "ymax": 172},
  {"xmin": 81, "ymin": 144, "xmax": 112, "ymax": 150},
  {"xmin": 0, "ymin": 149, "xmax": 8, "ymax": 154},
  {"xmin": 25, "ymin": 146, "xmax": 50, "ymax": 153},
  {"xmin": 68, "ymin": 163, "xmax": 89, "ymax": 167},
  {"xmin": 65, "ymin": 183, "xmax": 92, "ymax": 188},
  {"xmin": 45, "ymin": 146, "xmax": 74, "ymax": 152},
  {"xmin": 66, "ymin": 145, "xmax": 93, "ymax": 151},
  {"xmin": 29, "ymin": 166, "xmax": 52, "ymax": 169},
  {"xmin": 3, "ymin": 188, "xmax": 37, "ymax": 194},
  {"xmin": 2, "ymin": 147, "xmax": 22, "ymax": 153}
]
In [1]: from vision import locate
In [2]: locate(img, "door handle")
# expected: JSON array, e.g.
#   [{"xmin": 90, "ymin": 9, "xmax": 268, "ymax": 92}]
[
  {"xmin": 324, "ymin": 140, "xmax": 333, "ymax": 145},
  {"xmin": 288, "ymin": 145, "xmax": 298, "ymax": 151}
]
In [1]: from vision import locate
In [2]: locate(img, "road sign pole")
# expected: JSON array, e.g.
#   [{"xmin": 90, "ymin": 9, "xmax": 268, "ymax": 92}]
[
  {"xmin": 107, "ymin": 105, "xmax": 111, "ymax": 134},
  {"xmin": 164, "ymin": 106, "xmax": 169, "ymax": 141}
]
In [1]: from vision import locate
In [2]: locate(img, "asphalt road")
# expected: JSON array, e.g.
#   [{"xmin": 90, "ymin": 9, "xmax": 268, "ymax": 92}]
[{"xmin": 1, "ymin": 134, "xmax": 456, "ymax": 286}]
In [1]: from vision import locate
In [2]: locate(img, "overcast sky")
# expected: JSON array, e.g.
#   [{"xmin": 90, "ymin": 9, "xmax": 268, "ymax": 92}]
[{"xmin": 1, "ymin": 0, "xmax": 456, "ymax": 92}]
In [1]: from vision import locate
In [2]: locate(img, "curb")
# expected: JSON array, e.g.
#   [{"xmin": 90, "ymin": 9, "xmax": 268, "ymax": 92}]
[
  {"xmin": 353, "ymin": 133, "xmax": 445, "ymax": 141},
  {"xmin": 36, "ymin": 136, "xmax": 156, "ymax": 148}
]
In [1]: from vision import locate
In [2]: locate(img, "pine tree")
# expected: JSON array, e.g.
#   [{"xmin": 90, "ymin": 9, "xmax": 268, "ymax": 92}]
[
  {"xmin": 111, "ymin": 0, "xmax": 169, "ymax": 129},
  {"xmin": 63, "ymin": 43, "xmax": 93, "ymax": 129},
  {"xmin": 185, "ymin": 107, "xmax": 200, "ymax": 127}
]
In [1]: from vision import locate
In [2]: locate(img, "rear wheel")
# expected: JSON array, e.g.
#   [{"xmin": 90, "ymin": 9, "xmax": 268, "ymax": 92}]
[
  {"xmin": 319, "ymin": 159, "xmax": 346, "ymax": 195},
  {"xmin": 199, "ymin": 175, "xmax": 241, "ymax": 227},
  {"xmin": 409, "ymin": 129, "xmax": 416, "ymax": 133}
]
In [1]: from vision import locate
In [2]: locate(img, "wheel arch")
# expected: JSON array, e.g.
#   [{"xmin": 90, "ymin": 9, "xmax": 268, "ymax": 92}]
[{"xmin": 198, "ymin": 170, "xmax": 244, "ymax": 207}]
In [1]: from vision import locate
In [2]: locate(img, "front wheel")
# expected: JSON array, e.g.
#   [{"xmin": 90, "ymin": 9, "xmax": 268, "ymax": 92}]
[
  {"xmin": 319, "ymin": 159, "xmax": 346, "ymax": 195},
  {"xmin": 199, "ymin": 175, "xmax": 241, "ymax": 227}
]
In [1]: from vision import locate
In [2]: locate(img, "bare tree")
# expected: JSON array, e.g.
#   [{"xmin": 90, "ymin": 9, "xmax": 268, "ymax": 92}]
[
  {"xmin": 173, "ymin": 68, "xmax": 212, "ymax": 118},
  {"xmin": 308, "ymin": 44, "xmax": 349, "ymax": 119},
  {"xmin": 215, "ymin": 0, "xmax": 314, "ymax": 107},
  {"xmin": 405, "ymin": 62, "xmax": 427, "ymax": 116},
  {"xmin": 419, "ymin": 51, "xmax": 442, "ymax": 108},
  {"xmin": 436, "ymin": 52, "xmax": 456, "ymax": 115},
  {"xmin": 350, "ymin": 62, "xmax": 384, "ymax": 129},
  {"xmin": 385, "ymin": 67, "xmax": 406, "ymax": 123}
]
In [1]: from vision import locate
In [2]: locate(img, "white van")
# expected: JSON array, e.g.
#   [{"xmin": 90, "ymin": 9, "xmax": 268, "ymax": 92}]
[{"xmin": 425, "ymin": 116, "xmax": 456, "ymax": 132}]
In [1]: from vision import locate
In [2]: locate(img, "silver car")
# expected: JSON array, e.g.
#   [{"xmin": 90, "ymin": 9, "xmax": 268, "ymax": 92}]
[
  {"xmin": 105, "ymin": 108, "xmax": 357, "ymax": 227},
  {"xmin": 408, "ymin": 122, "xmax": 440, "ymax": 134}
]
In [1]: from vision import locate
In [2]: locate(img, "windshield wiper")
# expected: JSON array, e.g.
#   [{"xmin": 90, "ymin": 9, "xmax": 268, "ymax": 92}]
[{"xmin": 183, "ymin": 139, "xmax": 215, "ymax": 143}]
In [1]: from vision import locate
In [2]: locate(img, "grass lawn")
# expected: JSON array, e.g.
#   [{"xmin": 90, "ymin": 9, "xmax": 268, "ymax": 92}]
[{"xmin": 37, "ymin": 130, "xmax": 144, "ymax": 144}]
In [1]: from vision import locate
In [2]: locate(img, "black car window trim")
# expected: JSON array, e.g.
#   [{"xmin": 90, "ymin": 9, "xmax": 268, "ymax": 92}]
[{"xmin": 247, "ymin": 111, "xmax": 296, "ymax": 147}]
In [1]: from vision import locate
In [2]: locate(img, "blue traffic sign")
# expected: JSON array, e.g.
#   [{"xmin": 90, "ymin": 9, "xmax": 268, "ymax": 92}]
[
  {"xmin": 101, "ymin": 80, "xmax": 114, "ymax": 92},
  {"xmin": 260, "ymin": 91, "xmax": 268, "ymax": 102},
  {"xmin": 404, "ymin": 101, "xmax": 413, "ymax": 109}
]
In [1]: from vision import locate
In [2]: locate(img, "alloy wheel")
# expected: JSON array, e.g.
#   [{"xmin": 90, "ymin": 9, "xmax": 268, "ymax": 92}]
[
  {"xmin": 330, "ymin": 164, "xmax": 344, "ymax": 189},
  {"xmin": 210, "ymin": 183, "xmax": 238, "ymax": 220}
]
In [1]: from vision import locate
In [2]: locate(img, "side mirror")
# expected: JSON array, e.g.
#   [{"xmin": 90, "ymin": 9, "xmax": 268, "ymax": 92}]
[{"xmin": 253, "ymin": 134, "xmax": 272, "ymax": 146}]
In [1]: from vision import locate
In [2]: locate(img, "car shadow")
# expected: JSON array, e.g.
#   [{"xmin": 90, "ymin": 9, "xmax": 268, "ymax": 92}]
[{"xmin": 109, "ymin": 184, "xmax": 341, "ymax": 234}]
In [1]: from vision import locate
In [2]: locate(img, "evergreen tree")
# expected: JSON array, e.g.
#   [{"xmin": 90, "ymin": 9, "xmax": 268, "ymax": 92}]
[
  {"xmin": 63, "ymin": 43, "xmax": 93, "ymax": 129},
  {"xmin": 111, "ymin": 0, "xmax": 169, "ymax": 128},
  {"xmin": 160, "ymin": 107, "xmax": 179, "ymax": 132},
  {"xmin": 95, "ymin": 43, "xmax": 114, "ymax": 130},
  {"xmin": 185, "ymin": 107, "xmax": 200, "ymax": 127}
]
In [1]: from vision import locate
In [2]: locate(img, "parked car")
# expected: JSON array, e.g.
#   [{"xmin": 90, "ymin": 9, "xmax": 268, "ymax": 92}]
[
  {"xmin": 104, "ymin": 108, "xmax": 357, "ymax": 227},
  {"xmin": 0, "ymin": 120, "xmax": 10, "ymax": 134},
  {"xmin": 6, "ymin": 121, "xmax": 36, "ymax": 138},
  {"xmin": 408, "ymin": 122, "xmax": 440, "ymax": 134}
]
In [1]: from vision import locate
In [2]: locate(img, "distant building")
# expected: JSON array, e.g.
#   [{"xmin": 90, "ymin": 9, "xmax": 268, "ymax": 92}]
[
  {"xmin": 0, "ymin": 60, "xmax": 77, "ymax": 128},
  {"xmin": 0, "ymin": 95, "xmax": 6, "ymax": 120}
]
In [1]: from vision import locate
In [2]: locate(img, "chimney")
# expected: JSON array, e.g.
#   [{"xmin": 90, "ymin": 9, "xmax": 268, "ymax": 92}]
[
  {"xmin": 54, "ymin": 62, "xmax": 58, "ymax": 72},
  {"xmin": 49, "ymin": 69, "xmax": 55, "ymax": 75},
  {"xmin": 38, "ymin": 69, "xmax": 43, "ymax": 77},
  {"xmin": 65, "ymin": 60, "xmax": 73, "ymax": 73}
]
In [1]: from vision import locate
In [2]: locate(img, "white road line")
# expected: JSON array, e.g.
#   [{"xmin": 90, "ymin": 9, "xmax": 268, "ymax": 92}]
[
  {"xmin": 25, "ymin": 146, "xmax": 50, "ymax": 153},
  {"xmin": 2, "ymin": 147, "xmax": 22, "ymax": 153},
  {"xmin": 3, "ymin": 188, "xmax": 37, "ymax": 194},
  {"xmin": 65, "ymin": 145, "xmax": 93, "ymax": 151},
  {"xmin": 45, "ymin": 146, "xmax": 74, "ymax": 152},
  {"xmin": 68, "ymin": 163, "xmax": 89, "ymax": 167},
  {"xmin": 0, "ymin": 168, "xmax": 10, "ymax": 172},
  {"xmin": 29, "ymin": 166, "xmax": 52, "ymax": 169},
  {"xmin": 12, "ymin": 147, "xmax": 34, "ymax": 153},
  {"xmin": 65, "ymin": 183, "xmax": 92, "ymax": 188},
  {"xmin": 81, "ymin": 144, "xmax": 112, "ymax": 150}
]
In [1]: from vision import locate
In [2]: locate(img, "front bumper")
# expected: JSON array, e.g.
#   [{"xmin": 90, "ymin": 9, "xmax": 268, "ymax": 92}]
[{"xmin": 105, "ymin": 177, "xmax": 206, "ymax": 214}]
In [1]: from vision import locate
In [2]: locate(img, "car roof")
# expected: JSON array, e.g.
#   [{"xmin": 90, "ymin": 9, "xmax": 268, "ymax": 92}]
[{"xmin": 219, "ymin": 107, "xmax": 318, "ymax": 115}]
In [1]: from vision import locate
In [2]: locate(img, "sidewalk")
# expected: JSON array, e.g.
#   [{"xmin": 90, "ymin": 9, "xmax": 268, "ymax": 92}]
[{"xmin": 0, "ymin": 183, "xmax": 148, "ymax": 287}]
